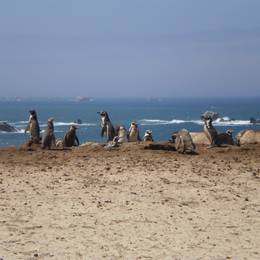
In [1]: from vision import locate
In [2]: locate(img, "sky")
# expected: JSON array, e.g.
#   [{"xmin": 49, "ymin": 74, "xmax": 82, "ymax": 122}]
[{"xmin": 0, "ymin": 0, "xmax": 259, "ymax": 98}]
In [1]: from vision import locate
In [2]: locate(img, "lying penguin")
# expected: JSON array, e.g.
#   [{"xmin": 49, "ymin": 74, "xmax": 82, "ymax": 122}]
[
  {"xmin": 218, "ymin": 129, "xmax": 234, "ymax": 145},
  {"xmin": 104, "ymin": 136, "xmax": 119, "ymax": 150},
  {"xmin": 128, "ymin": 122, "xmax": 141, "ymax": 142},
  {"xmin": 143, "ymin": 130, "xmax": 154, "ymax": 142},
  {"xmin": 42, "ymin": 118, "xmax": 56, "ymax": 149},
  {"xmin": 171, "ymin": 129, "xmax": 196, "ymax": 154}
]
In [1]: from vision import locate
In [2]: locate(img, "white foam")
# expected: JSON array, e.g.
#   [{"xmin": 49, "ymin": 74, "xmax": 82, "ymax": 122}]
[
  {"xmin": 213, "ymin": 119, "xmax": 251, "ymax": 126},
  {"xmin": 0, "ymin": 129, "xmax": 25, "ymax": 134},
  {"xmin": 11, "ymin": 121, "xmax": 96, "ymax": 127},
  {"xmin": 5, "ymin": 118, "xmax": 254, "ymax": 130},
  {"xmin": 54, "ymin": 122, "xmax": 96, "ymax": 127},
  {"xmin": 139, "ymin": 119, "xmax": 186, "ymax": 125},
  {"xmin": 139, "ymin": 118, "xmax": 252, "ymax": 126},
  {"xmin": 16, "ymin": 121, "xmax": 28, "ymax": 124}
]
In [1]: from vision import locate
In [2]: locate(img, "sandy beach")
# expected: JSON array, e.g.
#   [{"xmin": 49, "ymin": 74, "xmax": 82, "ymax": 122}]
[{"xmin": 0, "ymin": 142, "xmax": 259, "ymax": 259}]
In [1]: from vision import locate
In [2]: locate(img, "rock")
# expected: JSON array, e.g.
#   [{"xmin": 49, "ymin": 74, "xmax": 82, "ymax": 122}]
[
  {"xmin": 190, "ymin": 132, "xmax": 210, "ymax": 145},
  {"xmin": 202, "ymin": 111, "xmax": 219, "ymax": 121},
  {"xmin": 236, "ymin": 130, "xmax": 260, "ymax": 145},
  {"xmin": 0, "ymin": 122, "xmax": 20, "ymax": 132}
]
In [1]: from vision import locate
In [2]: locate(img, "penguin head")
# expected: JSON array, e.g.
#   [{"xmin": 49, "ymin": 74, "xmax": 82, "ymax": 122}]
[
  {"xmin": 113, "ymin": 136, "xmax": 119, "ymax": 143},
  {"xmin": 131, "ymin": 122, "xmax": 138, "ymax": 129},
  {"xmin": 98, "ymin": 111, "xmax": 110, "ymax": 122},
  {"xmin": 98, "ymin": 111, "xmax": 108, "ymax": 117},
  {"xmin": 145, "ymin": 130, "xmax": 152, "ymax": 136},
  {"xmin": 29, "ymin": 110, "xmax": 36, "ymax": 115},
  {"xmin": 70, "ymin": 125, "xmax": 78, "ymax": 131},
  {"xmin": 171, "ymin": 132, "xmax": 178, "ymax": 143},
  {"xmin": 226, "ymin": 129, "xmax": 233, "ymax": 136},
  {"xmin": 29, "ymin": 110, "xmax": 37, "ymax": 119}
]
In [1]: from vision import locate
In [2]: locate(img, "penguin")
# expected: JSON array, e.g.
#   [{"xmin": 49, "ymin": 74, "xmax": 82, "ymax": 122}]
[
  {"xmin": 62, "ymin": 125, "xmax": 80, "ymax": 147},
  {"xmin": 217, "ymin": 129, "xmax": 234, "ymax": 145},
  {"xmin": 117, "ymin": 126, "xmax": 128, "ymax": 143},
  {"xmin": 104, "ymin": 136, "xmax": 119, "ymax": 150},
  {"xmin": 98, "ymin": 111, "xmax": 116, "ymax": 142},
  {"xmin": 143, "ymin": 130, "xmax": 154, "ymax": 142},
  {"xmin": 172, "ymin": 129, "xmax": 196, "ymax": 154},
  {"xmin": 42, "ymin": 118, "xmax": 56, "ymax": 149},
  {"xmin": 55, "ymin": 139, "xmax": 63, "ymax": 147},
  {"xmin": 25, "ymin": 110, "xmax": 40, "ymax": 144},
  {"xmin": 203, "ymin": 117, "xmax": 220, "ymax": 147},
  {"xmin": 128, "ymin": 122, "xmax": 141, "ymax": 142}
]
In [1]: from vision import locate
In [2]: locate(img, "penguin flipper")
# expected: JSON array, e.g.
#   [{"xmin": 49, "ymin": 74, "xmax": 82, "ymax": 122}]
[
  {"xmin": 101, "ymin": 126, "xmax": 106, "ymax": 137},
  {"xmin": 75, "ymin": 135, "xmax": 80, "ymax": 146}
]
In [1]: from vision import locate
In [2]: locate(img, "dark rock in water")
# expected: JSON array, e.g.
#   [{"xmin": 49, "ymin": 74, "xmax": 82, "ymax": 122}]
[
  {"xmin": 76, "ymin": 119, "xmax": 82, "ymax": 124},
  {"xmin": 0, "ymin": 122, "xmax": 20, "ymax": 132},
  {"xmin": 250, "ymin": 117, "xmax": 260, "ymax": 124},
  {"xmin": 201, "ymin": 111, "xmax": 219, "ymax": 121}
]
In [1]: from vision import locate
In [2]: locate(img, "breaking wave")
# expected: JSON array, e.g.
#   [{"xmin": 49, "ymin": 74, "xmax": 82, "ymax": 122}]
[
  {"xmin": 139, "ymin": 118, "xmax": 252, "ymax": 126},
  {"xmin": 0, "ymin": 129, "xmax": 25, "ymax": 134},
  {"xmin": 12, "ymin": 121, "xmax": 97, "ymax": 128},
  {"xmin": 139, "ymin": 119, "xmax": 187, "ymax": 125},
  {"xmin": 52, "ymin": 122, "xmax": 96, "ymax": 127},
  {"xmin": 0, "ymin": 118, "xmax": 254, "ymax": 135},
  {"xmin": 0, "ymin": 121, "xmax": 97, "ymax": 135},
  {"xmin": 213, "ymin": 118, "xmax": 251, "ymax": 126}
]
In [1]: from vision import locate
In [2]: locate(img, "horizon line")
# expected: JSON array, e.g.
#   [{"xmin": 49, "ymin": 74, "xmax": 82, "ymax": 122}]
[{"xmin": 0, "ymin": 96, "xmax": 260, "ymax": 100}]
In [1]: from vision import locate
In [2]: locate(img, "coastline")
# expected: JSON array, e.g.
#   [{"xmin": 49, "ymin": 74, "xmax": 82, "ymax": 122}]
[{"xmin": 0, "ymin": 142, "xmax": 259, "ymax": 259}]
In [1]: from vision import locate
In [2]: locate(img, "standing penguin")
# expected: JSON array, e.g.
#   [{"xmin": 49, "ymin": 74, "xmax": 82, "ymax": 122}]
[
  {"xmin": 128, "ymin": 122, "xmax": 141, "ymax": 142},
  {"xmin": 203, "ymin": 117, "xmax": 219, "ymax": 147},
  {"xmin": 42, "ymin": 118, "xmax": 56, "ymax": 149},
  {"xmin": 25, "ymin": 110, "xmax": 40, "ymax": 144},
  {"xmin": 98, "ymin": 111, "xmax": 116, "ymax": 142},
  {"xmin": 143, "ymin": 130, "xmax": 154, "ymax": 142},
  {"xmin": 117, "ymin": 126, "xmax": 128, "ymax": 143},
  {"xmin": 62, "ymin": 125, "xmax": 80, "ymax": 147}
]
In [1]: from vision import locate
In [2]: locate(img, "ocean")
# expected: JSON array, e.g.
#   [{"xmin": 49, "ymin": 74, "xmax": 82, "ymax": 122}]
[{"xmin": 0, "ymin": 97, "xmax": 259, "ymax": 147}]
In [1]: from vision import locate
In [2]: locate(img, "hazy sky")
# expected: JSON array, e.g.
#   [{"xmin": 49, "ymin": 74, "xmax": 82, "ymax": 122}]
[{"xmin": 0, "ymin": 0, "xmax": 260, "ymax": 97}]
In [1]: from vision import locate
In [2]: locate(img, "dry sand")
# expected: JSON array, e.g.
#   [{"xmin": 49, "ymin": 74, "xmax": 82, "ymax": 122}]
[{"xmin": 0, "ymin": 142, "xmax": 259, "ymax": 259}]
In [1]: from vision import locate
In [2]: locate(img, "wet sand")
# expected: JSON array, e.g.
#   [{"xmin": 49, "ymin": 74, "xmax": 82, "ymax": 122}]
[{"xmin": 0, "ymin": 142, "xmax": 259, "ymax": 259}]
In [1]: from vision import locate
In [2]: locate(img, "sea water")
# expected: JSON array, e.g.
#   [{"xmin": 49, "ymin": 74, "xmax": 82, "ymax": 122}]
[{"xmin": 0, "ymin": 97, "xmax": 259, "ymax": 147}]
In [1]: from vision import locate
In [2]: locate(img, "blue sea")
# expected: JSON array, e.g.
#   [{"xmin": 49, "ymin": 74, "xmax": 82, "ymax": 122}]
[{"xmin": 0, "ymin": 97, "xmax": 259, "ymax": 147}]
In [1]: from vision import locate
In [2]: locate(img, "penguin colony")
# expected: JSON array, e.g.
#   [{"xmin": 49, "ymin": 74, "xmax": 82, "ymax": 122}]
[{"xmin": 24, "ymin": 110, "xmax": 258, "ymax": 152}]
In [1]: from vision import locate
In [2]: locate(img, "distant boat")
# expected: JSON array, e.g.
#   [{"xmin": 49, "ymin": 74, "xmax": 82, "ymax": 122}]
[
  {"xmin": 15, "ymin": 96, "xmax": 22, "ymax": 102},
  {"xmin": 147, "ymin": 97, "xmax": 163, "ymax": 102},
  {"xmin": 76, "ymin": 96, "xmax": 93, "ymax": 102}
]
